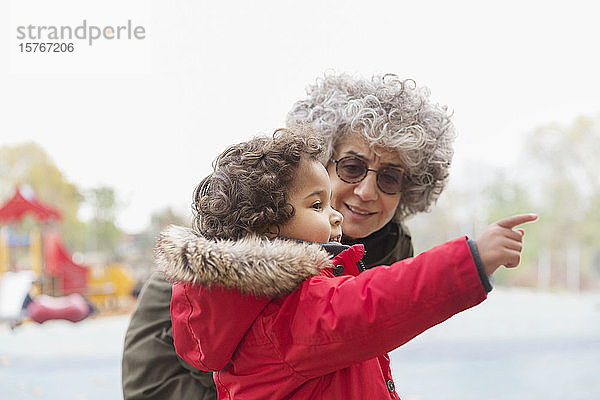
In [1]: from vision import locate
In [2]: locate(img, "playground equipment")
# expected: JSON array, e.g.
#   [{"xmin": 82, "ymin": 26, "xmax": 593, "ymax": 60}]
[
  {"xmin": 27, "ymin": 293, "xmax": 91, "ymax": 324},
  {"xmin": 0, "ymin": 270, "xmax": 34, "ymax": 325},
  {"xmin": 0, "ymin": 186, "xmax": 136, "ymax": 324},
  {"xmin": 0, "ymin": 187, "xmax": 88, "ymax": 297},
  {"xmin": 88, "ymin": 262, "xmax": 136, "ymax": 309}
]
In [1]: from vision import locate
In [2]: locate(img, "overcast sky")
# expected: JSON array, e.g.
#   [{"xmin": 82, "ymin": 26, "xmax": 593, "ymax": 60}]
[{"xmin": 2, "ymin": 0, "xmax": 599, "ymax": 232}]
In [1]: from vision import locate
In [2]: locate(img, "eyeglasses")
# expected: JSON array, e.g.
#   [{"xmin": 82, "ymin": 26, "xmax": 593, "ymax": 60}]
[{"xmin": 330, "ymin": 156, "xmax": 404, "ymax": 195}]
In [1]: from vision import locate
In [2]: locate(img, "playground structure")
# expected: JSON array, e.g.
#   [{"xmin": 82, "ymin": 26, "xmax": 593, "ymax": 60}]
[{"xmin": 0, "ymin": 186, "xmax": 136, "ymax": 324}]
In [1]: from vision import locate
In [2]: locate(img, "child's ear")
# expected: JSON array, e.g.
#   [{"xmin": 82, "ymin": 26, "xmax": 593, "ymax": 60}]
[{"xmin": 264, "ymin": 225, "xmax": 280, "ymax": 239}]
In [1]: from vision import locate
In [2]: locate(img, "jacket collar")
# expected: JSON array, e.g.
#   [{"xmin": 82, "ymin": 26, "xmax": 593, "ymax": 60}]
[
  {"xmin": 329, "ymin": 244, "xmax": 366, "ymax": 276},
  {"xmin": 156, "ymin": 225, "xmax": 334, "ymax": 298},
  {"xmin": 342, "ymin": 221, "xmax": 399, "ymax": 268}
]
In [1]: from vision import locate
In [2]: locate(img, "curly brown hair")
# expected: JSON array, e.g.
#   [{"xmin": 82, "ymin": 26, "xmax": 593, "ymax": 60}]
[{"xmin": 193, "ymin": 126, "xmax": 325, "ymax": 240}]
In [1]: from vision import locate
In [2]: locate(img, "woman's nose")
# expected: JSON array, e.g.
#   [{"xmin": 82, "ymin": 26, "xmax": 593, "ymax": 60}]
[{"xmin": 353, "ymin": 171, "xmax": 379, "ymax": 201}]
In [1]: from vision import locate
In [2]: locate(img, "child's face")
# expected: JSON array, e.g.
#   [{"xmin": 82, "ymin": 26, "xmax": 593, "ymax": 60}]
[{"xmin": 277, "ymin": 159, "xmax": 343, "ymax": 244}]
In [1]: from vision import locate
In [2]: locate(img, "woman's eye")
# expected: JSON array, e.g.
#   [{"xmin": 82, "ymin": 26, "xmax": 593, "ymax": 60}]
[{"xmin": 342, "ymin": 164, "xmax": 363, "ymax": 176}]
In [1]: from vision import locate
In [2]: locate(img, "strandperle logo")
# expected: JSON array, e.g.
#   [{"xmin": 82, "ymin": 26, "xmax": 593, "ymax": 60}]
[{"xmin": 16, "ymin": 20, "xmax": 146, "ymax": 46}]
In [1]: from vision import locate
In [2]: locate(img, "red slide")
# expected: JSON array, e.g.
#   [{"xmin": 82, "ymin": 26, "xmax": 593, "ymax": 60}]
[{"xmin": 44, "ymin": 230, "xmax": 89, "ymax": 295}]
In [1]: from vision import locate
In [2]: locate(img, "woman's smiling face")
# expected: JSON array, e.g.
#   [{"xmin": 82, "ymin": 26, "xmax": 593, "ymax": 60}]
[{"xmin": 327, "ymin": 134, "xmax": 403, "ymax": 239}]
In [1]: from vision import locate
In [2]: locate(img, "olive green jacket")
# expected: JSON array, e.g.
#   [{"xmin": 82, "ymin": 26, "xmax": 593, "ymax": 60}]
[
  {"xmin": 122, "ymin": 273, "xmax": 217, "ymax": 399},
  {"xmin": 121, "ymin": 222, "xmax": 412, "ymax": 399}
]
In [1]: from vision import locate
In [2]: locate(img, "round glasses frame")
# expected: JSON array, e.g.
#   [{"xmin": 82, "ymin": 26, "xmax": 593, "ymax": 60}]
[{"xmin": 330, "ymin": 157, "xmax": 404, "ymax": 195}]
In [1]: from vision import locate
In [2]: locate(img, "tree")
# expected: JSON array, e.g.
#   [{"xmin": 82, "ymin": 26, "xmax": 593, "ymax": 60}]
[
  {"xmin": 120, "ymin": 206, "xmax": 188, "ymax": 280},
  {"xmin": 407, "ymin": 114, "xmax": 600, "ymax": 290},
  {"xmin": 0, "ymin": 142, "xmax": 126, "ymax": 262},
  {"xmin": 86, "ymin": 186, "xmax": 123, "ymax": 260},
  {"xmin": 0, "ymin": 142, "xmax": 86, "ymax": 249},
  {"xmin": 515, "ymin": 115, "xmax": 600, "ymax": 289}
]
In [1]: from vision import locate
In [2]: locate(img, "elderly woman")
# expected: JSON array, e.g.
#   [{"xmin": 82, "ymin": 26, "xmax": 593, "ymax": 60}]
[
  {"xmin": 122, "ymin": 73, "xmax": 456, "ymax": 400},
  {"xmin": 287, "ymin": 73, "xmax": 454, "ymax": 266}
]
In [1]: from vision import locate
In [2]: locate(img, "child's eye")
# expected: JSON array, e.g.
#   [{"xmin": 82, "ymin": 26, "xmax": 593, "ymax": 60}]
[{"xmin": 311, "ymin": 201, "xmax": 323, "ymax": 210}]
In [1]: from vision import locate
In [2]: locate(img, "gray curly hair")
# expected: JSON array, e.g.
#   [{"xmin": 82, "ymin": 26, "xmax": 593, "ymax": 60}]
[{"xmin": 286, "ymin": 73, "xmax": 456, "ymax": 220}]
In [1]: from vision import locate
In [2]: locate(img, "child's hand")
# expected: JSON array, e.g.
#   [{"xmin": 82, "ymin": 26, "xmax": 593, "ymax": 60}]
[{"xmin": 475, "ymin": 214, "xmax": 538, "ymax": 275}]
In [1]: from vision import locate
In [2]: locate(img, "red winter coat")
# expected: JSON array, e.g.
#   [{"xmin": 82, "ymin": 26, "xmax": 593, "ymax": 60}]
[{"xmin": 156, "ymin": 226, "xmax": 487, "ymax": 399}]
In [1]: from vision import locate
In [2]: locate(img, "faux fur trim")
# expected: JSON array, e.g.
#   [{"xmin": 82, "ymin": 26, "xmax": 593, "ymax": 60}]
[{"xmin": 156, "ymin": 225, "xmax": 332, "ymax": 298}]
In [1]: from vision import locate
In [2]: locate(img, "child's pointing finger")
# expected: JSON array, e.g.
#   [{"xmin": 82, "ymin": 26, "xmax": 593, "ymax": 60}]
[{"xmin": 496, "ymin": 214, "xmax": 538, "ymax": 230}]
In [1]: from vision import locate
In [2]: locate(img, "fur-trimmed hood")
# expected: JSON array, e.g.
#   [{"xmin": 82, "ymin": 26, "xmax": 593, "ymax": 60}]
[
  {"xmin": 157, "ymin": 225, "xmax": 338, "ymax": 372},
  {"xmin": 156, "ymin": 225, "xmax": 333, "ymax": 298}
]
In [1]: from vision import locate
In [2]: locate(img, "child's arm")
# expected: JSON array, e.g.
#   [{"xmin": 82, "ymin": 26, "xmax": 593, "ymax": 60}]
[
  {"xmin": 268, "ymin": 214, "xmax": 537, "ymax": 378},
  {"xmin": 270, "ymin": 237, "xmax": 485, "ymax": 378}
]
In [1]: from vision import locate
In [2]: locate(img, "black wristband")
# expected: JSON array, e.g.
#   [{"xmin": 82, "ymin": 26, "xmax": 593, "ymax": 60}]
[{"xmin": 467, "ymin": 238, "xmax": 494, "ymax": 293}]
